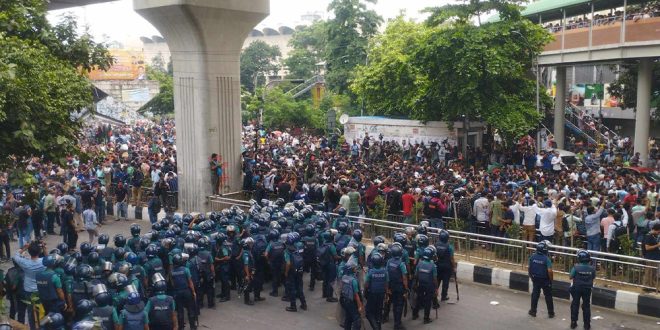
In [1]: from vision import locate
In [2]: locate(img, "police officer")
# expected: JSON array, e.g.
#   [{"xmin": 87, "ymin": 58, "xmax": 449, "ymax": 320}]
[
  {"xmin": 434, "ymin": 230, "xmax": 456, "ymax": 302},
  {"xmin": 196, "ymin": 237, "xmax": 215, "ymax": 309},
  {"xmin": 116, "ymin": 291, "xmax": 148, "ymax": 330},
  {"xmin": 143, "ymin": 244, "xmax": 165, "ymax": 294},
  {"xmin": 91, "ymin": 284, "xmax": 118, "ymax": 330},
  {"xmin": 72, "ymin": 299, "xmax": 94, "ymax": 325},
  {"xmin": 170, "ymin": 253, "xmax": 197, "ymax": 330},
  {"xmin": 71, "ymin": 264, "xmax": 93, "ymax": 311},
  {"xmin": 39, "ymin": 312, "xmax": 66, "ymax": 330},
  {"xmin": 364, "ymin": 252, "xmax": 388, "ymax": 330},
  {"xmin": 284, "ymin": 233, "xmax": 307, "ymax": 312},
  {"xmin": 413, "ymin": 247, "xmax": 437, "ymax": 324},
  {"xmin": 318, "ymin": 230, "xmax": 339, "ymax": 302},
  {"xmin": 241, "ymin": 237, "xmax": 256, "ymax": 305},
  {"xmin": 528, "ymin": 240, "xmax": 555, "ymax": 318},
  {"xmin": 127, "ymin": 224, "xmax": 141, "ymax": 252},
  {"xmin": 249, "ymin": 224, "xmax": 267, "ymax": 302},
  {"xmin": 36, "ymin": 254, "xmax": 67, "ymax": 315},
  {"xmin": 146, "ymin": 276, "xmax": 177, "ymax": 330},
  {"xmin": 301, "ymin": 224, "xmax": 319, "ymax": 291},
  {"xmin": 265, "ymin": 229, "xmax": 285, "ymax": 297},
  {"xmin": 569, "ymin": 250, "xmax": 596, "ymax": 330},
  {"xmin": 213, "ymin": 233, "xmax": 232, "ymax": 302},
  {"xmin": 226, "ymin": 225, "xmax": 242, "ymax": 290},
  {"xmin": 383, "ymin": 243, "xmax": 408, "ymax": 330},
  {"xmin": 97, "ymin": 234, "xmax": 115, "ymax": 262},
  {"xmin": 339, "ymin": 261, "xmax": 364, "ymax": 330}
]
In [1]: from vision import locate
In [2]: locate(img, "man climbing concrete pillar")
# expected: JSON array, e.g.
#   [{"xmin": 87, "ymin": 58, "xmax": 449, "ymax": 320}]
[{"xmin": 134, "ymin": 0, "xmax": 269, "ymax": 212}]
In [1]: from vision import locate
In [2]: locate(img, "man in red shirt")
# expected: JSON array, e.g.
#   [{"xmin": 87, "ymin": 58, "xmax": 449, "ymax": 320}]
[{"xmin": 402, "ymin": 187, "xmax": 416, "ymax": 224}]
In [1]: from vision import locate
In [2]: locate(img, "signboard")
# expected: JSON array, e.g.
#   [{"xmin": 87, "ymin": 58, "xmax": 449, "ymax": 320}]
[
  {"xmin": 88, "ymin": 49, "xmax": 146, "ymax": 81},
  {"xmin": 569, "ymin": 83, "xmax": 620, "ymax": 108}
]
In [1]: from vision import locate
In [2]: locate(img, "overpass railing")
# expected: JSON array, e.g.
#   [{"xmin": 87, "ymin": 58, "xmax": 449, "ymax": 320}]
[{"xmin": 206, "ymin": 195, "xmax": 660, "ymax": 292}]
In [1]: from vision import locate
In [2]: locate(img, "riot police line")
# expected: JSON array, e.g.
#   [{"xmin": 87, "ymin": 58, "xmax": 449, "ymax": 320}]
[{"xmin": 8, "ymin": 198, "xmax": 596, "ymax": 330}]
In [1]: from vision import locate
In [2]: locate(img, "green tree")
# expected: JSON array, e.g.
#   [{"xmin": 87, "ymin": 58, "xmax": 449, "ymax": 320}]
[
  {"xmin": 352, "ymin": 1, "xmax": 551, "ymax": 140},
  {"xmin": 608, "ymin": 61, "xmax": 660, "ymax": 119},
  {"xmin": 246, "ymin": 88, "xmax": 321, "ymax": 130},
  {"xmin": 139, "ymin": 66, "xmax": 174, "ymax": 116},
  {"xmin": 324, "ymin": 0, "xmax": 382, "ymax": 95},
  {"xmin": 0, "ymin": 0, "xmax": 113, "ymax": 165},
  {"xmin": 240, "ymin": 40, "xmax": 282, "ymax": 93},
  {"xmin": 284, "ymin": 22, "xmax": 327, "ymax": 79},
  {"xmin": 151, "ymin": 53, "xmax": 167, "ymax": 73},
  {"xmin": 351, "ymin": 17, "xmax": 430, "ymax": 117}
]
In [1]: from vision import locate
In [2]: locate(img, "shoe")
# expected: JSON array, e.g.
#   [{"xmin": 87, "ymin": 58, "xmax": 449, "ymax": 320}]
[
  {"xmin": 300, "ymin": 304, "xmax": 307, "ymax": 310},
  {"xmin": 255, "ymin": 296, "xmax": 265, "ymax": 302},
  {"xmin": 286, "ymin": 306, "xmax": 297, "ymax": 312},
  {"xmin": 548, "ymin": 313, "xmax": 555, "ymax": 319},
  {"xmin": 412, "ymin": 314, "xmax": 419, "ymax": 321},
  {"xmin": 570, "ymin": 321, "xmax": 577, "ymax": 329},
  {"xmin": 326, "ymin": 297, "xmax": 338, "ymax": 303},
  {"xmin": 381, "ymin": 316, "xmax": 389, "ymax": 324},
  {"xmin": 244, "ymin": 300, "xmax": 254, "ymax": 306},
  {"xmin": 584, "ymin": 324, "xmax": 590, "ymax": 330},
  {"xmin": 423, "ymin": 318, "xmax": 432, "ymax": 324},
  {"xmin": 218, "ymin": 297, "xmax": 229, "ymax": 302},
  {"xmin": 270, "ymin": 292, "xmax": 278, "ymax": 297},
  {"xmin": 528, "ymin": 310, "xmax": 536, "ymax": 317},
  {"xmin": 281, "ymin": 296, "xmax": 289, "ymax": 302},
  {"xmin": 393, "ymin": 324, "xmax": 406, "ymax": 330},
  {"xmin": 441, "ymin": 296, "xmax": 449, "ymax": 302}
]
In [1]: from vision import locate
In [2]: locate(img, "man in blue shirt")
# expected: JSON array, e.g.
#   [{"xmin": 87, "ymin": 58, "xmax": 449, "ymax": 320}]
[
  {"xmin": 13, "ymin": 241, "xmax": 46, "ymax": 329},
  {"xmin": 583, "ymin": 199, "xmax": 606, "ymax": 251}
]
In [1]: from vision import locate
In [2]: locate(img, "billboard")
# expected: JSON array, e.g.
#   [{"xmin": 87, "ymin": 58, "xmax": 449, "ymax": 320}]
[
  {"xmin": 568, "ymin": 83, "xmax": 620, "ymax": 108},
  {"xmin": 88, "ymin": 49, "xmax": 146, "ymax": 81}
]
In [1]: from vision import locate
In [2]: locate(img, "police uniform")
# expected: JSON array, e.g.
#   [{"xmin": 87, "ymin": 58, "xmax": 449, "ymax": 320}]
[
  {"xmin": 196, "ymin": 247, "xmax": 215, "ymax": 308},
  {"xmin": 413, "ymin": 260, "xmax": 436, "ymax": 322},
  {"xmin": 251, "ymin": 234, "xmax": 268, "ymax": 300},
  {"xmin": 528, "ymin": 252, "xmax": 554, "ymax": 316},
  {"xmin": 285, "ymin": 246, "xmax": 306, "ymax": 310},
  {"xmin": 340, "ymin": 272, "xmax": 361, "ymax": 329},
  {"xmin": 215, "ymin": 241, "xmax": 232, "ymax": 300},
  {"xmin": 266, "ymin": 240, "xmax": 286, "ymax": 296},
  {"xmin": 365, "ymin": 266, "xmax": 388, "ymax": 330},
  {"xmin": 144, "ymin": 256, "xmax": 165, "ymax": 289},
  {"xmin": 117, "ymin": 301, "xmax": 148, "ymax": 330},
  {"xmin": 36, "ymin": 269, "xmax": 65, "ymax": 314},
  {"xmin": 91, "ymin": 303, "xmax": 118, "ymax": 330},
  {"xmin": 434, "ymin": 241, "xmax": 454, "ymax": 301},
  {"xmin": 171, "ymin": 265, "xmax": 197, "ymax": 330},
  {"xmin": 241, "ymin": 247, "xmax": 255, "ymax": 304},
  {"xmin": 146, "ymin": 293, "xmax": 176, "ymax": 330},
  {"xmin": 384, "ymin": 256, "xmax": 407, "ymax": 329},
  {"xmin": 318, "ymin": 241, "xmax": 338, "ymax": 300},
  {"xmin": 301, "ymin": 234, "xmax": 319, "ymax": 290},
  {"xmin": 570, "ymin": 262, "xmax": 596, "ymax": 328}
]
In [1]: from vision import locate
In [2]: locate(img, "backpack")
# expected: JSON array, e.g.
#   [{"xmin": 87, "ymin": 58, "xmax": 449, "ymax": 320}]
[
  {"xmin": 562, "ymin": 215, "xmax": 570, "ymax": 233},
  {"xmin": 268, "ymin": 241, "xmax": 285, "ymax": 263},
  {"xmin": 317, "ymin": 244, "xmax": 331, "ymax": 267},
  {"xmin": 613, "ymin": 222, "xmax": 627, "ymax": 240},
  {"xmin": 303, "ymin": 237, "xmax": 317, "ymax": 260},
  {"xmin": 253, "ymin": 236, "xmax": 268, "ymax": 257},
  {"xmin": 291, "ymin": 250, "xmax": 304, "ymax": 273}
]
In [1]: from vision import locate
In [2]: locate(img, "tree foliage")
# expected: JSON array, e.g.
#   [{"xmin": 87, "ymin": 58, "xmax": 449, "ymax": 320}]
[
  {"xmin": 284, "ymin": 22, "xmax": 327, "ymax": 79},
  {"xmin": 138, "ymin": 66, "xmax": 173, "ymax": 116},
  {"xmin": 245, "ymin": 88, "xmax": 321, "ymax": 130},
  {"xmin": 0, "ymin": 0, "xmax": 113, "ymax": 165},
  {"xmin": 240, "ymin": 40, "xmax": 281, "ymax": 93},
  {"xmin": 324, "ymin": 0, "xmax": 382, "ymax": 95},
  {"xmin": 351, "ymin": 1, "xmax": 552, "ymax": 140},
  {"xmin": 608, "ymin": 61, "xmax": 660, "ymax": 120}
]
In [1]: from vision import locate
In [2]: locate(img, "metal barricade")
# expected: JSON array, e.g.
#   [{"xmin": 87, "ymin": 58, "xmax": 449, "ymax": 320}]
[{"xmin": 204, "ymin": 196, "xmax": 660, "ymax": 292}]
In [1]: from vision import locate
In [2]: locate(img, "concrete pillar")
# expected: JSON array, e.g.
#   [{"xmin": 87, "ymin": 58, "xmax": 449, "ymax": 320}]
[
  {"xmin": 553, "ymin": 66, "xmax": 566, "ymax": 149},
  {"xmin": 634, "ymin": 58, "xmax": 652, "ymax": 166},
  {"xmin": 134, "ymin": 0, "xmax": 269, "ymax": 212}
]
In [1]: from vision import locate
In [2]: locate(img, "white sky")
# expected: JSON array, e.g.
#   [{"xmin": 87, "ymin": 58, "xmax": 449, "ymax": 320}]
[{"xmin": 48, "ymin": 0, "xmax": 450, "ymax": 45}]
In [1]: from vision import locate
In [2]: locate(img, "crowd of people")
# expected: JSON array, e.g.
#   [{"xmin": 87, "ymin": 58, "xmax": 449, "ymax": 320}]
[
  {"xmin": 0, "ymin": 119, "xmax": 179, "ymax": 263},
  {"xmin": 241, "ymin": 128, "xmax": 660, "ymax": 261},
  {"xmin": 543, "ymin": 4, "xmax": 660, "ymax": 33}
]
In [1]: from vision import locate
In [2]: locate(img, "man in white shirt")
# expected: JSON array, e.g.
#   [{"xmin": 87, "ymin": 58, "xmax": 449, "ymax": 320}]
[
  {"xmin": 538, "ymin": 200, "xmax": 557, "ymax": 242},
  {"xmin": 473, "ymin": 194, "xmax": 491, "ymax": 225},
  {"xmin": 551, "ymin": 151, "xmax": 563, "ymax": 172},
  {"xmin": 519, "ymin": 196, "xmax": 540, "ymax": 241}
]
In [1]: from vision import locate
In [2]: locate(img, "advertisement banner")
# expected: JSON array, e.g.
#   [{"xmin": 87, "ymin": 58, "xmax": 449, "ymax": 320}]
[
  {"xmin": 569, "ymin": 83, "xmax": 620, "ymax": 108},
  {"xmin": 88, "ymin": 49, "xmax": 146, "ymax": 81}
]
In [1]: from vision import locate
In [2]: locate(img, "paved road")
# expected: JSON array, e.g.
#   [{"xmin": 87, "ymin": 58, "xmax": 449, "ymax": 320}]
[{"xmin": 17, "ymin": 220, "xmax": 660, "ymax": 330}]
